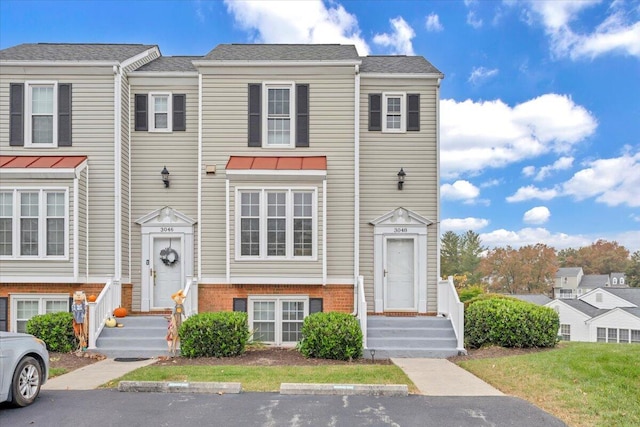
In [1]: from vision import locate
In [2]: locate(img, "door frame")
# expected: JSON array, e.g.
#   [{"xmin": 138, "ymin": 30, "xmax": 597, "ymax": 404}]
[
  {"xmin": 150, "ymin": 233, "xmax": 184, "ymax": 309},
  {"xmin": 136, "ymin": 207, "xmax": 195, "ymax": 312},
  {"xmin": 371, "ymin": 208, "xmax": 431, "ymax": 314},
  {"xmin": 383, "ymin": 235, "xmax": 418, "ymax": 311}
]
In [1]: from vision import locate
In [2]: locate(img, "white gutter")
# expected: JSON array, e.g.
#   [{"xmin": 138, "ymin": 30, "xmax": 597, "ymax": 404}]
[
  {"xmin": 197, "ymin": 73, "xmax": 203, "ymax": 279},
  {"xmin": 353, "ymin": 64, "xmax": 361, "ymax": 314},
  {"xmin": 0, "ymin": 60, "xmax": 119, "ymax": 67},
  {"xmin": 360, "ymin": 72, "xmax": 445, "ymax": 79},
  {"xmin": 193, "ymin": 60, "xmax": 362, "ymax": 68},
  {"xmin": 129, "ymin": 71, "xmax": 199, "ymax": 77},
  {"xmin": 113, "ymin": 65, "xmax": 122, "ymax": 281}
]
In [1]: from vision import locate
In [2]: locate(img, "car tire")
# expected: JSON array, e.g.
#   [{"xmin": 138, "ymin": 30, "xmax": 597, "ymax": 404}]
[{"xmin": 11, "ymin": 356, "xmax": 42, "ymax": 407}]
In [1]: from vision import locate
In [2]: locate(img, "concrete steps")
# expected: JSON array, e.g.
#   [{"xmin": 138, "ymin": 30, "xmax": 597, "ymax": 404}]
[
  {"xmin": 366, "ymin": 316, "xmax": 461, "ymax": 359},
  {"xmin": 95, "ymin": 315, "xmax": 174, "ymax": 358}
]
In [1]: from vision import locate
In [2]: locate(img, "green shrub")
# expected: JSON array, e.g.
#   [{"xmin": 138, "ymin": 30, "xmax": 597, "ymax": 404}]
[
  {"xmin": 298, "ymin": 312, "xmax": 363, "ymax": 361},
  {"xmin": 179, "ymin": 311, "xmax": 250, "ymax": 358},
  {"xmin": 458, "ymin": 285, "xmax": 485, "ymax": 302},
  {"xmin": 26, "ymin": 312, "xmax": 77, "ymax": 352},
  {"xmin": 464, "ymin": 293, "xmax": 518, "ymax": 309},
  {"xmin": 465, "ymin": 298, "xmax": 559, "ymax": 349}
]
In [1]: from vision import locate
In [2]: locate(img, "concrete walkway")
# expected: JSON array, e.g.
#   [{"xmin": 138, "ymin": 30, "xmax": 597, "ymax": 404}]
[
  {"xmin": 391, "ymin": 358, "xmax": 503, "ymax": 396},
  {"xmin": 43, "ymin": 358, "xmax": 156, "ymax": 390}
]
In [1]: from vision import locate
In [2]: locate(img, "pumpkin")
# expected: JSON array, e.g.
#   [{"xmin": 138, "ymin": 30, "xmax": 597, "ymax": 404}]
[
  {"xmin": 105, "ymin": 317, "xmax": 117, "ymax": 328},
  {"xmin": 113, "ymin": 307, "xmax": 127, "ymax": 318},
  {"xmin": 87, "ymin": 294, "xmax": 97, "ymax": 303}
]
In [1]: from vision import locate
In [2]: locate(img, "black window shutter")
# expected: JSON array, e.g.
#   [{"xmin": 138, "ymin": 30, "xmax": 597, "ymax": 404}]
[
  {"xmin": 69, "ymin": 297, "xmax": 74, "ymax": 312},
  {"xmin": 0, "ymin": 297, "xmax": 7, "ymax": 331},
  {"xmin": 309, "ymin": 298, "xmax": 323, "ymax": 314},
  {"xmin": 296, "ymin": 84, "xmax": 309, "ymax": 147},
  {"xmin": 172, "ymin": 94, "xmax": 186, "ymax": 131},
  {"xmin": 248, "ymin": 84, "xmax": 261, "ymax": 147},
  {"xmin": 407, "ymin": 94, "xmax": 420, "ymax": 131},
  {"xmin": 58, "ymin": 83, "xmax": 72, "ymax": 146},
  {"xmin": 233, "ymin": 298, "xmax": 248, "ymax": 312},
  {"xmin": 9, "ymin": 83, "xmax": 24, "ymax": 146},
  {"xmin": 369, "ymin": 94, "xmax": 381, "ymax": 131},
  {"xmin": 135, "ymin": 94, "xmax": 148, "ymax": 131}
]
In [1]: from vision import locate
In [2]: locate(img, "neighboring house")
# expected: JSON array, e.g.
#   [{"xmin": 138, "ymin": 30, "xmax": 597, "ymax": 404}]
[
  {"xmin": 554, "ymin": 267, "xmax": 627, "ymax": 299},
  {"xmin": 546, "ymin": 288, "xmax": 640, "ymax": 343},
  {"xmin": 510, "ymin": 294, "xmax": 552, "ymax": 306},
  {"xmin": 1, "ymin": 43, "xmax": 453, "ymax": 352}
]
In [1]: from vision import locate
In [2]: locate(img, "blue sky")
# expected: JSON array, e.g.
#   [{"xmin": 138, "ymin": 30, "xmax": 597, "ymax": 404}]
[{"xmin": 2, "ymin": 0, "xmax": 639, "ymax": 252}]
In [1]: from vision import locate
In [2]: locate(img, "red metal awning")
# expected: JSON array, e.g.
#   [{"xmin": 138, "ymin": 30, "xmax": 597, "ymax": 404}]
[
  {"xmin": 0, "ymin": 155, "xmax": 87, "ymax": 169},
  {"xmin": 226, "ymin": 156, "xmax": 327, "ymax": 171}
]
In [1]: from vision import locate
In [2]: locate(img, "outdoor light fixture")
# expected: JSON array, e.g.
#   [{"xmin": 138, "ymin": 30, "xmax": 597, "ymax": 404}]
[
  {"xmin": 161, "ymin": 166, "xmax": 170, "ymax": 188},
  {"xmin": 397, "ymin": 168, "xmax": 406, "ymax": 190},
  {"xmin": 369, "ymin": 349, "xmax": 376, "ymax": 363}
]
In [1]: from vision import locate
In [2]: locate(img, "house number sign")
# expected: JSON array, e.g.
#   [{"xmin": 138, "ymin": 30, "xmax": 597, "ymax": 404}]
[
  {"xmin": 160, "ymin": 227, "xmax": 174, "ymax": 232},
  {"xmin": 394, "ymin": 227, "xmax": 408, "ymax": 233}
]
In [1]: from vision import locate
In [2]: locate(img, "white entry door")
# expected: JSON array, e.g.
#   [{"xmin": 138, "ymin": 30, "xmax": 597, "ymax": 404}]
[
  {"xmin": 384, "ymin": 237, "xmax": 416, "ymax": 311},
  {"xmin": 152, "ymin": 236, "xmax": 183, "ymax": 308}
]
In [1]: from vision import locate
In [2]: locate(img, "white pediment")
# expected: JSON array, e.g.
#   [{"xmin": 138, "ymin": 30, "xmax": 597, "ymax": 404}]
[
  {"xmin": 369, "ymin": 207, "xmax": 433, "ymax": 227},
  {"xmin": 135, "ymin": 206, "xmax": 196, "ymax": 226}
]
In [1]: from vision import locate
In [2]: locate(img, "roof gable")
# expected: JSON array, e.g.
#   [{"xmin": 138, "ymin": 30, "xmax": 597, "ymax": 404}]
[
  {"xmin": 370, "ymin": 207, "xmax": 433, "ymax": 227},
  {"xmin": 546, "ymin": 299, "xmax": 602, "ymax": 318},
  {"xmin": 360, "ymin": 55, "xmax": 442, "ymax": 75}
]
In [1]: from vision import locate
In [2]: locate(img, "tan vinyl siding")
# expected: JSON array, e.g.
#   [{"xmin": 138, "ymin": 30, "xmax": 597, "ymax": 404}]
[
  {"xmin": 199, "ymin": 65, "xmax": 355, "ymax": 281},
  {"xmin": 359, "ymin": 77, "xmax": 440, "ymax": 311},
  {"xmin": 78, "ymin": 167, "xmax": 88, "ymax": 278},
  {"xmin": 0, "ymin": 178, "xmax": 75, "ymax": 276},
  {"xmin": 121, "ymin": 75, "xmax": 131, "ymax": 281},
  {"xmin": 0, "ymin": 66, "xmax": 117, "ymax": 278},
  {"xmin": 129, "ymin": 79, "xmax": 199, "ymax": 308}
]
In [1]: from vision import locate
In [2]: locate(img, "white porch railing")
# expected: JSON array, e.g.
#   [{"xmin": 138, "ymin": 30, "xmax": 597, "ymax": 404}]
[
  {"xmin": 437, "ymin": 276, "xmax": 465, "ymax": 353},
  {"xmin": 87, "ymin": 279, "xmax": 121, "ymax": 350},
  {"xmin": 183, "ymin": 276, "xmax": 198, "ymax": 318},
  {"xmin": 356, "ymin": 275, "xmax": 367, "ymax": 349}
]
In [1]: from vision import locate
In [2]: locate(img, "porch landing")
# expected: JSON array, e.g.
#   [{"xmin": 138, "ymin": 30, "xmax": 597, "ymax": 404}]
[{"xmin": 94, "ymin": 315, "xmax": 172, "ymax": 358}]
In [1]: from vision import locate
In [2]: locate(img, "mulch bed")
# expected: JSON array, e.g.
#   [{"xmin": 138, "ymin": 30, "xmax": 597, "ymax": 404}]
[{"xmin": 49, "ymin": 351, "xmax": 106, "ymax": 375}]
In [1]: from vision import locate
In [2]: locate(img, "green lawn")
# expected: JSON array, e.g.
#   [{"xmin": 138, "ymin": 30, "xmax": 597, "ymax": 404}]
[
  {"xmin": 457, "ymin": 342, "xmax": 640, "ymax": 427},
  {"xmin": 111, "ymin": 364, "xmax": 418, "ymax": 393}
]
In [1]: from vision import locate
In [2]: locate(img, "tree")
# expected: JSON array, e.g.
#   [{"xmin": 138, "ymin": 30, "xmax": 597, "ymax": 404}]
[
  {"xmin": 626, "ymin": 251, "xmax": 640, "ymax": 288},
  {"xmin": 440, "ymin": 230, "xmax": 485, "ymax": 286},
  {"xmin": 558, "ymin": 240, "xmax": 630, "ymax": 274},
  {"xmin": 440, "ymin": 231, "xmax": 460, "ymax": 279},
  {"xmin": 460, "ymin": 230, "xmax": 484, "ymax": 283},
  {"xmin": 480, "ymin": 244, "xmax": 557, "ymax": 294}
]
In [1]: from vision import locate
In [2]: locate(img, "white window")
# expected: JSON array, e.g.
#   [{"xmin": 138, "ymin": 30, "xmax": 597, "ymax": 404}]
[
  {"xmin": 237, "ymin": 188, "xmax": 316, "ymax": 260},
  {"xmin": 0, "ymin": 189, "xmax": 68, "ymax": 259},
  {"xmin": 263, "ymin": 83, "xmax": 294, "ymax": 147},
  {"xmin": 149, "ymin": 93, "xmax": 172, "ymax": 132},
  {"xmin": 597, "ymin": 327, "xmax": 606, "ymax": 342},
  {"xmin": 620, "ymin": 329, "xmax": 630, "ymax": 343},
  {"xmin": 382, "ymin": 93, "xmax": 406, "ymax": 133},
  {"xmin": 11, "ymin": 294, "xmax": 69, "ymax": 333},
  {"xmin": 612, "ymin": 277, "xmax": 618, "ymax": 285},
  {"xmin": 559, "ymin": 289, "xmax": 572, "ymax": 299},
  {"xmin": 607, "ymin": 328, "xmax": 618, "ymax": 343},
  {"xmin": 620, "ymin": 278, "xmax": 625, "ymax": 285},
  {"xmin": 249, "ymin": 296, "xmax": 308, "ymax": 345},
  {"xmin": 631, "ymin": 330, "xmax": 640, "ymax": 343},
  {"xmin": 26, "ymin": 82, "xmax": 58, "ymax": 146},
  {"xmin": 560, "ymin": 324, "xmax": 571, "ymax": 341}
]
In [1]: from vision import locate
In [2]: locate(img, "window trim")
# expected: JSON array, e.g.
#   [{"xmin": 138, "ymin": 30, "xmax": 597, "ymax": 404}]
[
  {"xmin": 560, "ymin": 324, "xmax": 571, "ymax": 341},
  {"xmin": 149, "ymin": 92, "xmax": 172, "ymax": 132},
  {"xmin": 0, "ymin": 188, "xmax": 69, "ymax": 260},
  {"xmin": 248, "ymin": 295, "xmax": 309, "ymax": 346},
  {"xmin": 262, "ymin": 82, "xmax": 295, "ymax": 148},
  {"xmin": 10, "ymin": 293, "xmax": 69, "ymax": 333},
  {"xmin": 25, "ymin": 81, "xmax": 58, "ymax": 147},
  {"xmin": 382, "ymin": 92, "xmax": 406, "ymax": 133},
  {"xmin": 235, "ymin": 187, "xmax": 317, "ymax": 261}
]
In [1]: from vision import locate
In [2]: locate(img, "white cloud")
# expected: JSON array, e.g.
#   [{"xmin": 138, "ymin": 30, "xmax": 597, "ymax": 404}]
[
  {"xmin": 562, "ymin": 150, "xmax": 640, "ymax": 207},
  {"xmin": 373, "ymin": 16, "xmax": 415, "ymax": 55},
  {"xmin": 468, "ymin": 66, "xmax": 499, "ymax": 84},
  {"xmin": 467, "ymin": 11, "xmax": 483, "ymax": 29},
  {"xmin": 533, "ymin": 156, "xmax": 574, "ymax": 181},
  {"xmin": 631, "ymin": 214, "xmax": 640, "ymax": 223},
  {"xmin": 522, "ymin": 165, "xmax": 536, "ymax": 177},
  {"xmin": 440, "ymin": 94, "xmax": 597, "ymax": 178},
  {"xmin": 442, "ymin": 217, "xmax": 490, "ymax": 232},
  {"xmin": 425, "ymin": 13, "xmax": 444, "ymax": 32},
  {"xmin": 481, "ymin": 179, "xmax": 501, "ymax": 188},
  {"xmin": 224, "ymin": 0, "xmax": 370, "ymax": 55},
  {"xmin": 441, "ymin": 180, "xmax": 480, "ymax": 201},
  {"xmin": 523, "ymin": 0, "xmax": 640, "ymax": 59},
  {"xmin": 507, "ymin": 185, "xmax": 559, "ymax": 203},
  {"xmin": 523, "ymin": 206, "xmax": 551, "ymax": 225}
]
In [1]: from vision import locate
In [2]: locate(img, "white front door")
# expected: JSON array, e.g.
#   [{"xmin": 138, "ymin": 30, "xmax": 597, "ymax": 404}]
[
  {"xmin": 384, "ymin": 237, "xmax": 417, "ymax": 311},
  {"xmin": 152, "ymin": 236, "xmax": 183, "ymax": 308}
]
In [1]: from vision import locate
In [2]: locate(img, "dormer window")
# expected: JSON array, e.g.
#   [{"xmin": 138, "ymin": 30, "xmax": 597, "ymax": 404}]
[{"xmin": 612, "ymin": 277, "xmax": 618, "ymax": 285}]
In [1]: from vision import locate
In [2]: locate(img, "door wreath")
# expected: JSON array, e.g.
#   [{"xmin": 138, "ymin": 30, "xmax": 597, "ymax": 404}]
[{"xmin": 160, "ymin": 247, "xmax": 179, "ymax": 266}]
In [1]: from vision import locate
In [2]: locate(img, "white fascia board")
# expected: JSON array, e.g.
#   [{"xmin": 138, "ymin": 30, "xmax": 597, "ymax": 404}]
[
  {"xmin": 120, "ymin": 46, "xmax": 160, "ymax": 69},
  {"xmin": 0, "ymin": 169, "xmax": 78, "ymax": 179},
  {"xmin": 546, "ymin": 299, "xmax": 592, "ymax": 320},
  {"xmin": 360, "ymin": 72, "xmax": 444, "ymax": 79},
  {"xmin": 193, "ymin": 60, "xmax": 362, "ymax": 68},
  {"xmin": 128, "ymin": 71, "xmax": 199, "ymax": 77},
  {"xmin": 586, "ymin": 307, "xmax": 639, "ymax": 324},
  {"xmin": 0, "ymin": 276, "xmax": 112, "ymax": 284},
  {"xmin": 225, "ymin": 170, "xmax": 326, "ymax": 178},
  {"xmin": 0, "ymin": 60, "xmax": 119, "ymax": 67}
]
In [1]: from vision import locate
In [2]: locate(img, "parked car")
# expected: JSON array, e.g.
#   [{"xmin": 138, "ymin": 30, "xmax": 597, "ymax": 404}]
[{"xmin": 0, "ymin": 332, "xmax": 49, "ymax": 407}]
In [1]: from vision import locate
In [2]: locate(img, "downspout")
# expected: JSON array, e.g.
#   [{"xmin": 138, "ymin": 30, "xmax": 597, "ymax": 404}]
[
  {"xmin": 113, "ymin": 65, "xmax": 122, "ymax": 282},
  {"xmin": 197, "ymin": 73, "xmax": 203, "ymax": 279},
  {"xmin": 436, "ymin": 78, "xmax": 442, "ymax": 282},
  {"xmin": 86, "ymin": 164, "xmax": 90, "ymax": 283},
  {"xmin": 352, "ymin": 64, "xmax": 361, "ymax": 315},
  {"xmin": 73, "ymin": 171, "xmax": 79, "ymax": 281}
]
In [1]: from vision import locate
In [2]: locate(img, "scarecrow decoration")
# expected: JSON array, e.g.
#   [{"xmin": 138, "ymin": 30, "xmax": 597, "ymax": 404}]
[
  {"xmin": 166, "ymin": 290, "xmax": 186, "ymax": 356},
  {"xmin": 71, "ymin": 291, "xmax": 88, "ymax": 350}
]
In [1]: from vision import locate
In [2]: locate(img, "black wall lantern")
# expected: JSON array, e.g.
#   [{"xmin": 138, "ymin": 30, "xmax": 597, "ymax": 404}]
[
  {"xmin": 397, "ymin": 168, "xmax": 406, "ymax": 190},
  {"xmin": 161, "ymin": 166, "xmax": 170, "ymax": 188}
]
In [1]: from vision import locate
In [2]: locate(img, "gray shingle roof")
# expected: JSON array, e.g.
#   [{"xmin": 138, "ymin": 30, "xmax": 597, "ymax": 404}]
[
  {"xmin": 204, "ymin": 44, "xmax": 360, "ymax": 61},
  {"xmin": 511, "ymin": 294, "xmax": 553, "ymax": 306},
  {"xmin": 578, "ymin": 275, "xmax": 609, "ymax": 288},
  {"xmin": 556, "ymin": 267, "xmax": 582, "ymax": 277},
  {"xmin": 604, "ymin": 288, "xmax": 640, "ymax": 305},
  {"xmin": 621, "ymin": 307, "xmax": 640, "ymax": 318},
  {"xmin": 360, "ymin": 55, "xmax": 442, "ymax": 74},
  {"xmin": 561, "ymin": 299, "xmax": 607, "ymax": 317},
  {"xmin": 0, "ymin": 43, "xmax": 157, "ymax": 62},
  {"xmin": 135, "ymin": 56, "xmax": 200, "ymax": 72}
]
